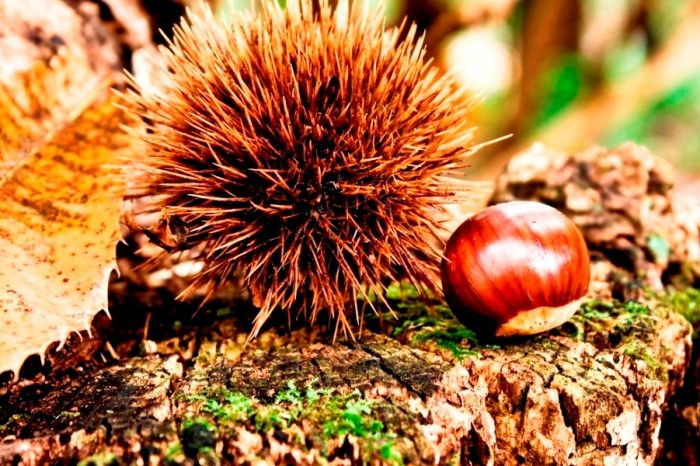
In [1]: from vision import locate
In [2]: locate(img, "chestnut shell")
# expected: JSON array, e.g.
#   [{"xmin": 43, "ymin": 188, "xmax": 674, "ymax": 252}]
[{"xmin": 441, "ymin": 201, "xmax": 590, "ymax": 337}]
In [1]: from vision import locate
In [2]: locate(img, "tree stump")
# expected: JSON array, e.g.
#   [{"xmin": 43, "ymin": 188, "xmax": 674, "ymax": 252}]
[{"xmin": 0, "ymin": 290, "xmax": 692, "ymax": 465}]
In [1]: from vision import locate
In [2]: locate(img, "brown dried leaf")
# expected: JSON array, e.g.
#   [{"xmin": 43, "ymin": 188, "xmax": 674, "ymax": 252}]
[{"xmin": 0, "ymin": 1, "xmax": 135, "ymax": 377}]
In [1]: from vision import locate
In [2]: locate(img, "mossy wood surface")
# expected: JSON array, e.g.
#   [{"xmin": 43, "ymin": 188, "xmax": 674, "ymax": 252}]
[{"xmin": 0, "ymin": 292, "xmax": 692, "ymax": 466}]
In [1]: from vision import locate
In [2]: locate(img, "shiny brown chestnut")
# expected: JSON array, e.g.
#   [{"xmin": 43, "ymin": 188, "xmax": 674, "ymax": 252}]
[{"xmin": 441, "ymin": 201, "xmax": 590, "ymax": 338}]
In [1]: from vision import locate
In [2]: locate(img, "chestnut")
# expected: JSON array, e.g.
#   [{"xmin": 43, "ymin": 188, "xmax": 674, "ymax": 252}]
[{"xmin": 441, "ymin": 201, "xmax": 590, "ymax": 338}]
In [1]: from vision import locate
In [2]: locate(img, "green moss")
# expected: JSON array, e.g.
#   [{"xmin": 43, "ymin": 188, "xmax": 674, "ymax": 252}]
[
  {"xmin": 384, "ymin": 281, "xmax": 424, "ymax": 301},
  {"xmin": 538, "ymin": 340, "xmax": 557, "ymax": 350},
  {"xmin": 216, "ymin": 307, "xmax": 234, "ymax": 317},
  {"xmin": 164, "ymin": 443, "xmax": 184, "ymax": 463},
  {"xmin": 199, "ymin": 390, "xmax": 254, "ymax": 422},
  {"xmin": 391, "ymin": 311, "xmax": 441, "ymax": 337},
  {"xmin": 321, "ymin": 391, "xmax": 378, "ymax": 437},
  {"xmin": 646, "ymin": 234, "xmax": 671, "ymax": 265},
  {"xmin": 383, "ymin": 290, "xmax": 672, "ymax": 382},
  {"xmin": 412, "ymin": 326, "xmax": 481, "ymax": 361},
  {"xmin": 359, "ymin": 280, "xmax": 433, "ymax": 304},
  {"xmin": 380, "ymin": 441, "xmax": 405, "ymax": 465},
  {"xmin": 621, "ymin": 300, "xmax": 651, "ymax": 315},
  {"xmin": 181, "ymin": 417, "xmax": 217, "ymax": 435},
  {"xmin": 55, "ymin": 410, "xmax": 81, "ymax": 420},
  {"xmin": 659, "ymin": 287, "xmax": 700, "ymax": 327},
  {"xmin": 76, "ymin": 452, "xmax": 118, "ymax": 466},
  {"xmin": 569, "ymin": 299, "xmax": 653, "ymax": 337},
  {"xmin": 0, "ymin": 413, "xmax": 27, "ymax": 434},
  {"xmin": 387, "ymin": 300, "xmax": 494, "ymax": 361},
  {"xmin": 579, "ymin": 300, "xmax": 614, "ymax": 321},
  {"xmin": 578, "ymin": 299, "xmax": 650, "ymax": 322},
  {"xmin": 622, "ymin": 341, "xmax": 666, "ymax": 381},
  {"xmin": 184, "ymin": 380, "xmax": 403, "ymax": 464},
  {"xmin": 561, "ymin": 298, "xmax": 670, "ymax": 380}
]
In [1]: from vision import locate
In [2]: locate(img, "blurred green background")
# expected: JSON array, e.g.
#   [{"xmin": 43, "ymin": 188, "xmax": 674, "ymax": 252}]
[{"xmin": 214, "ymin": 0, "xmax": 700, "ymax": 191}]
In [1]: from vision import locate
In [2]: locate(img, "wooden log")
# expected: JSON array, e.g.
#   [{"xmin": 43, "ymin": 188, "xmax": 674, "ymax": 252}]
[{"xmin": 0, "ymin": 287, "xmax": 692, "ymax": 465}]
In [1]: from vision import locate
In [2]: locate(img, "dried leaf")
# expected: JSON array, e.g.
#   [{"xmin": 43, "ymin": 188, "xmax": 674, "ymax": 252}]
[{"xmin": 0, "ymin": 0, "xmax": 135, "ymax": 376}]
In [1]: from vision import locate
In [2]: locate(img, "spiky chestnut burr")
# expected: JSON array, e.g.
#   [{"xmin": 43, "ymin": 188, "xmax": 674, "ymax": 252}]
[{"xmin": 123, "ymin": 0, "xmax": 478, "ymax": 336}]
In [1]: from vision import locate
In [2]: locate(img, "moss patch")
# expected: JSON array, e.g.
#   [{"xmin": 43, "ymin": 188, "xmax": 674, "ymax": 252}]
[
  {"xmin": 181, "ymin": 380, "xmax": 404, "ymax": 464},
  {"xmin": 0, "ymin": 413, "xmax": 28, "ymax": 435},
  {"xmin": 372, "ymin": 281, "xmax": 681, "ymax": 381},
  {"xmin": 562, "ymin": 298, "xmax": 657, "ymax": 338},
  {"xmin": 366, "ymin": 283, "xmax": 500, "ymax": 361},
  {"xmin": 659, "ymin": 286, "xmax": 700, "ymax": 331},
  {"xmin": 76, "ymin": 452, "xmax": 118, "ymax": 466},
  {"xmin": 554, "ymin": 298, "xmax": 672, "ymax": 380},
  {"xmin": 389, "ymin": 302, "xmax": 500, "ymax": 361}
]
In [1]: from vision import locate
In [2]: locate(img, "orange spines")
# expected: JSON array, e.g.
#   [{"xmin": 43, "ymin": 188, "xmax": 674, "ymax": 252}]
[{"xmin": 124, "ymin": 0, "xmax": 477, "ymax": 336}]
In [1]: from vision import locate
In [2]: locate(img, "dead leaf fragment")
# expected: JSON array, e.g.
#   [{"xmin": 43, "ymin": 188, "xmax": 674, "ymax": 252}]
[
  {"xmin": 0, "ymin": 0, "xmax": 136, "ymax": 377},
  {"xmin": 0, "ymin": 67, "xmax": 132, "ymax": 376}
]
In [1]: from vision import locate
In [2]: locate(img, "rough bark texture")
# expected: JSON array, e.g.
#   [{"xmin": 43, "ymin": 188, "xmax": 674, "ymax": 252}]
[
  {"xmin": 658, "ymin": 335, "xmax": 700, "ymax": 466},
  {"xmin": 0, "ymin": 294, "xmax": 692, "ymax": 466},
  {"xmin": 1, "ymin": 144, "xmax": 698, "ymax": 465},
  {"xmin": 490, "ymin": 143, "xmax": 700, "ymax": 292}
]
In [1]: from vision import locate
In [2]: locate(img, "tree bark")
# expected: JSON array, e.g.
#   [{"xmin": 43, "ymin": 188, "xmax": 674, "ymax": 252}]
[{"xmin": 0, "ymin": 295, "xmax": 692, "ymax": 465}]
